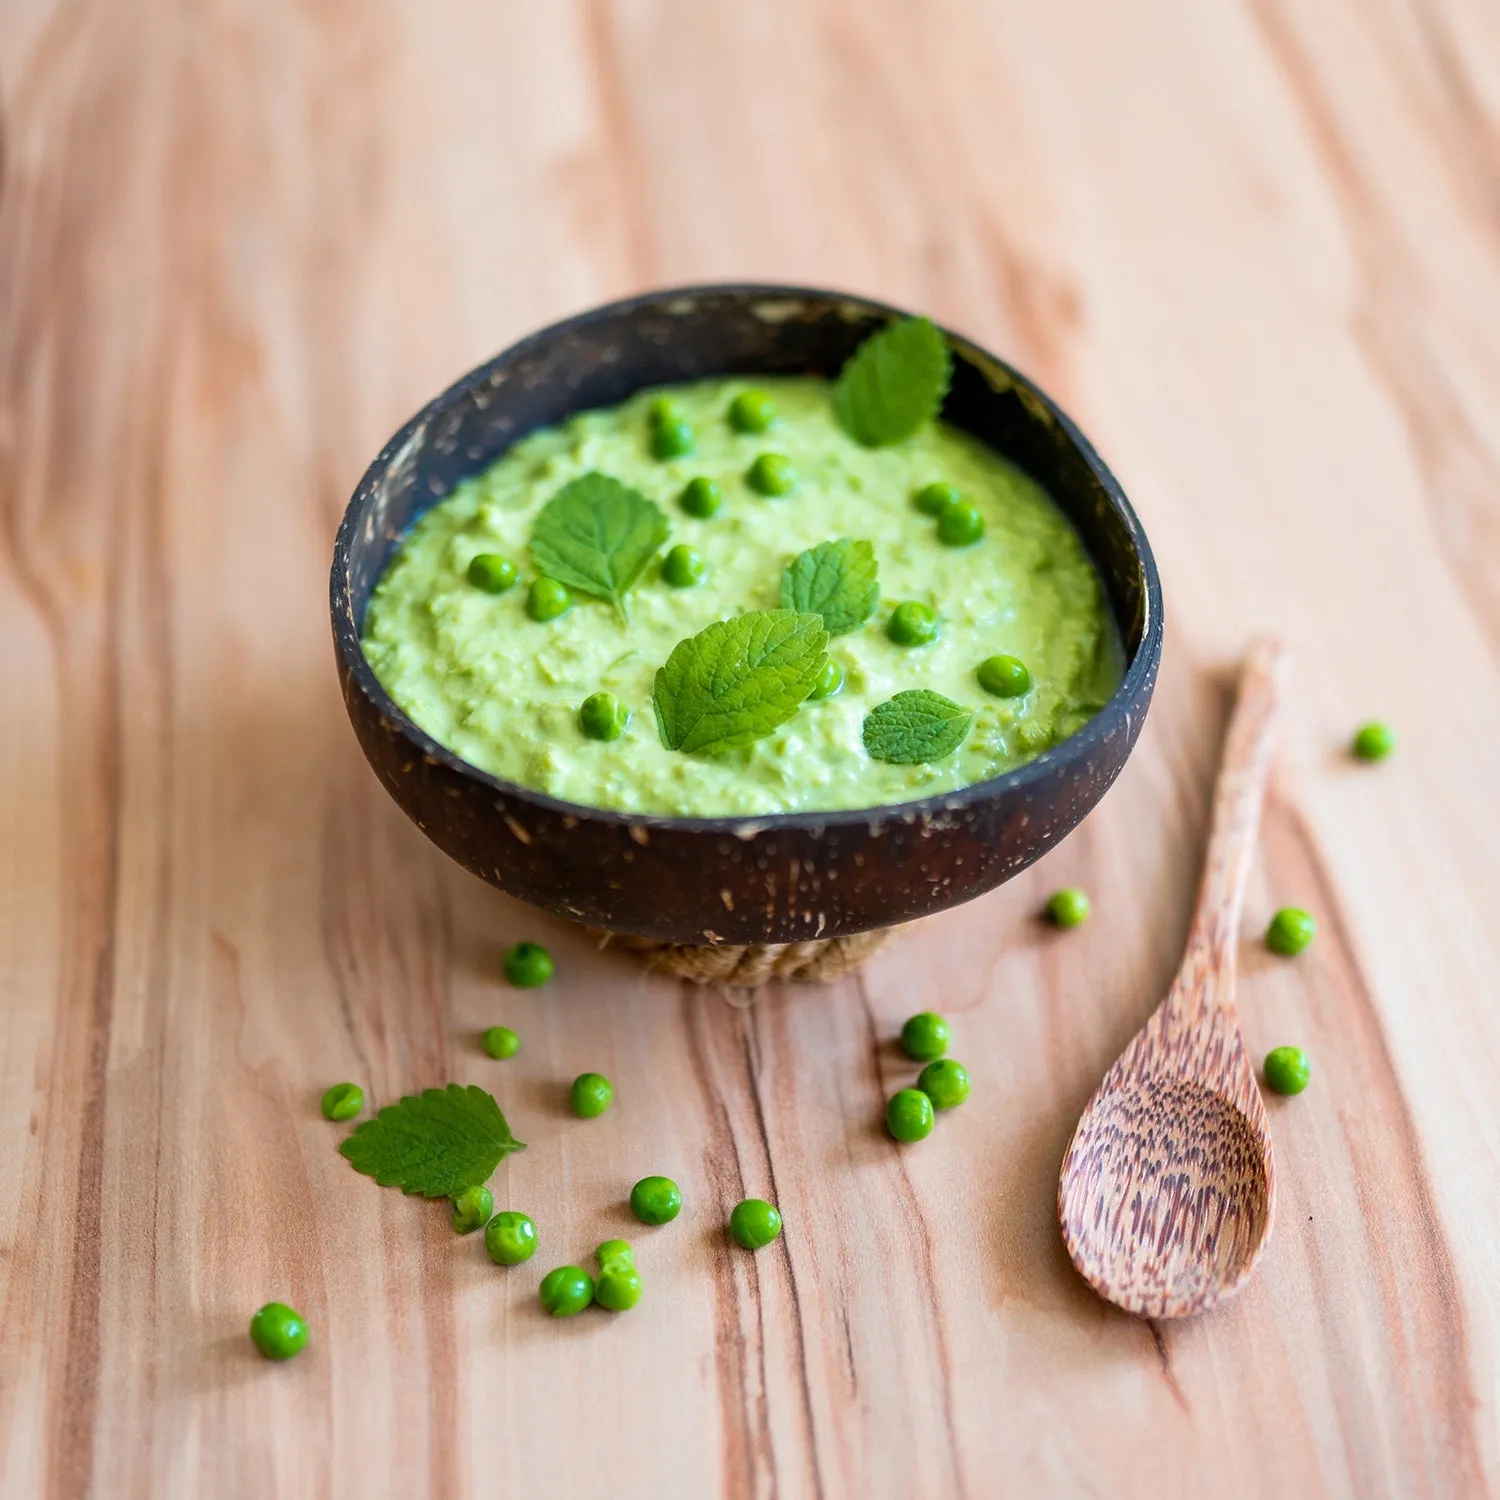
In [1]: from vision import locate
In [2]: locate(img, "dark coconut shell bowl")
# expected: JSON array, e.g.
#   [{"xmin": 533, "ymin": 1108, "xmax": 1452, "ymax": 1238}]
[{"xmin": 331, "ymin": 285, "xmax": 1163, "ymax": 951}]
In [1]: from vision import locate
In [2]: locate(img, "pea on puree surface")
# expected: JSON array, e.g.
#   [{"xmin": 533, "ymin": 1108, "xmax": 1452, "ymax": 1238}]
[{"xmin": 361, "ymin": 376, "xmax": 1122, "ymax": 817}]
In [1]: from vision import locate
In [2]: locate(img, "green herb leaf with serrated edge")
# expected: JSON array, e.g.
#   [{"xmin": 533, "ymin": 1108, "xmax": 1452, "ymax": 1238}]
[
  {"xmin": 653, "ymin": 610, "xmax": 829, "ymax": 755},
  {"xmin": 339, "ymin": 1084, "xmax": 525, "ymax": 1198},
  {"xmin": 833, "ymin": 317, "xmax": 952, "ymax": 447},
  {"xmin": 862, "ymin": 690, "xmax": 973, "ymax": 764},
  {"xmin": 780, "ymin": 538, "xmax": 879, "ymax": 636},
  {"xmin": 529, "ymin": 471, "xmax": 671, "ymax": 617}
]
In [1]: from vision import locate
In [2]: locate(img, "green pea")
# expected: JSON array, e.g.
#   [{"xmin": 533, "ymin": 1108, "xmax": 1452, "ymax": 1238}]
[
  {"xmin": 729, "ymin": 390, "xmax": 777, "ymax": 434},
  {"xmin": 595, "ymin": 1238, "xmax": 634, "ymax": 1270},
  {"xmin": 571, "ymin": 1072, "xmax": 613, "ymax": 1118},
  {"xmin": 661, "ymin": 543, "xmax": 707, "ymax": 588},
  {"xmin": 728, "ymin": 1198, "xmax": 781, "ymax": 1250},
  {"xmin": 887, "ymin": 601, "xmax": 939, "ymax": 647},
  {"xmin": 978, "ymin": 654, "xmax": 1032, "ymax": 697},
  {"xmin": 320, "ymin": 1082, "xmax": 364, "ymax": 1121},
  {"xmin": 249, "ymin": 1302, "xmax": 308, "ymax": 1361},
  {"xmin": 648, "ymin": 396, "xmax": 681, "ymax": 425},
  {"xmin": 1046, "ymin": 887, "xmax": 1090, "ymax": 928},
  {"xmin": 680, "ymin": 477, "xmax": 723, "ymax": 518},
  {"xmin": 886, "ymin": 1088, "xmax": 935, "ymax": 1143},
  {"xmin": 467, "ymin": 553, "xmax": 518, "ymax": 594},
  {"xmin": 451, "ymin": 1184, "xmax": 493, "ymax": 1235},
  {"xmin": 899, "ymin": 1011, "xmax": 950, "ymax": 1062},
  {"xmin": 1263, "ymin": 1045, "xmax": 1312, "ymax": 1096},
  {"xmin": 746, "ymin": 453, "xmax": 796, "ymax": 497},
  {"xmin": 1352, "ymin": 721, "xmax": 1395, "ymax": 762},
  {"xmin": 1266, "ymin": 907, "xmax": 1316, "ymax": 956},
  {"xmin": 579, "ymin": 691, "xmax": 631, "ymax": 741},
  {"xmin": 917, "ymin": 1058, "xmax": 970, "ymax": 1110},
  {"xmin": 503, "ymin": 941, "xmax": 554, "ymax": 988},
  {"xmin": 915, "ymin": 481, "xmax": 960, "ymax": 516},
  {"xmin": 485, "ymin": 1210, "xmax": 538, "ymax": 1265},
  {"xmin": 652, "ymin": 416, "xmax": 696, "ymax": 460},
  {"xmin": 630, "ymin": 1175, "xmax": 683, "ymax": 1225},
  {"xmin": 538, "ymin": 1265, "xmax": 595, "ymax": 1317},
  {"xmin": 806, "ymin": 659, "xmax": 844, "ymax": 701},
  {"xmin": 527, "ymin": 577, "xmax": 570, "ymax": 622},
  {"xmin": 938, "ymin": 502, "xmax": 985, "ymax": 547},
  {"xmin": 481, "ymin": 1025, "xmax": 520, "ymax": 1060},
  {"xmin": 596, "ymin": 1265, "xmax": 642, "ymax": 1311}
]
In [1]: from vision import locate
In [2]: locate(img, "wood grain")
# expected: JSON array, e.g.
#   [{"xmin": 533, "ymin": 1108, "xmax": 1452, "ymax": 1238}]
[
  {"xmin": 1060, "ymin": 641, "xmax": 1284, "ymax": 1317},
  {"xmin": 3, "ymin": 2, "xmax": 1500, "ymax": 1496}
]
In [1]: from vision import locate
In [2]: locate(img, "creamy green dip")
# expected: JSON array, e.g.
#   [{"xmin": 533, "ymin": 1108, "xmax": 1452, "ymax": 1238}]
[{"xmin": 361, "ymin": 377, "xmax": 1121, "ymax": 817}]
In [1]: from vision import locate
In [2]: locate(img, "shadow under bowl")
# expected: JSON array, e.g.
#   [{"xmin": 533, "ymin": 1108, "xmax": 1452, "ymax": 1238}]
[{"xmin": 331, "ymin": 284, "xmax": 1163, "ymax": 946}]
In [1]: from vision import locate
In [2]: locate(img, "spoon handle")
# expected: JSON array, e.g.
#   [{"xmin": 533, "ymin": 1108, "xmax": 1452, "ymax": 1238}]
[{"xmin": 1177, "ymin": 639, "xmax": 1289, "ymax": 984}]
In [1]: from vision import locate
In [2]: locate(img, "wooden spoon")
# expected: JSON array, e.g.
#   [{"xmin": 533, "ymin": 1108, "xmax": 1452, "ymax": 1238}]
[{"xmin": 1058, "ymin": 639, "xmax": 1288, "ymax": 1318}]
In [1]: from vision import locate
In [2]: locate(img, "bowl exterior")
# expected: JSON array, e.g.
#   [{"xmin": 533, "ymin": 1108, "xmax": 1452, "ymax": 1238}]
[{"xmin": 332, "ymin": 285, "xmax": 1162, "ymax": 944}]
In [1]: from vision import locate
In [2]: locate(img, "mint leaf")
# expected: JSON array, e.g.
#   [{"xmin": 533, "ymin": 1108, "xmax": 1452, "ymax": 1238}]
[
  {"xmin": 529, "ymin": 471, "xmax": 671, "ymax": 616},
  {"xmin": 833, "ymin": 317, "xmax": 952, "ymax": 447},
  {"xmin": 780, "ymin": 539, "xmax": 879, "ymax": 636},
  {"xmin": 862, "ymin": 690, "xmax": 973, "ymax": 764},
  {"xmin": 339, "ymin": 1084, "xmax": 525, "ymax": 1197},
  {"xmin": 653, "ymin": 610, "xmax": 829, "ymax": 755}
]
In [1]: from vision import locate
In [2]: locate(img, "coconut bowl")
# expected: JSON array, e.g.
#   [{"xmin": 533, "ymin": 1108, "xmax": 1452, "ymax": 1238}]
[{"xmin": 331, "ymin": 285, "xmax": 1163, "ymax": 948}]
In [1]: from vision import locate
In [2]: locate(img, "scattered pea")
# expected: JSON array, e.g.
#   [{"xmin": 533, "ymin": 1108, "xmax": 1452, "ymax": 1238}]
[
  {"xmin": 579, "ymin": 691, "xmax": 631, "ymax": 741},
  {"xmin": 1266, "ymin": 907, "xmax": 1316, "ymax": 957},
  {"xmin": 917, "ymin": 1058, "xmax": 970, "ymax": 1110},
  {"xmin": 887, "ymin": 601, "xmax": 939, "ymax": 647},
  {"xmin": 630, "ymin": 1175, "xmax": 683, "ymax": 1226},
  {"xmin": 680, "ymin": 477, "xmax": 723, "ymax": 518},
  {"xmin": 728, "ymin": 390, "xmax": 777, "ymax": 434},
  {"xmin": 938, "ymin": 502, "xmax": 985, "ymax": 547},
  {"xmin": 571, "ymin": 1072, "xmax": 613, "ymax": 1119},
  {"xmin": 485, "ymin": 1210, "xmax": 538, "ymax": 1265},
  {"xmin": 807, "ymin": 658, "xmax": 844, "ymax": 701},
  {"xmin": 1046, "ymin": 887, "xmax": 1090, "ymax": 928},
  {"xmin": 1263, "ymin": 1046, "xmax": 1312, "ymax": 1096},
  {"xmin": 651, "ymin": 416, "xmax": 696, "ymax": 460},
  {"xmin": 594, "ymin": 1241, "xmax": 641, "ymax": 1311},
  {"xmin": 661, "ymin": 543, "xmax": 707, "ymax": 587},
  {"xmin": 977, "ymin": 654, "xmax": 1032, "ymax": 698},
  {"xmin": 320, "ymin": 1082, "xmax": 364, "ymax": 1122},
  {"xmin": 647, "ymin": 396, "xmax": 681, "ymax": 425},
  {"xmin": 481, "ymin": 1026, "xmax": 520, "ymax": 1060},
  {"xmin": 451, "ymin": 1184, "xmax": 493, "ymax": 1235},
  {"xmin": 539, "ymin": 1265, "xmax": 595, "ymax": 1317},
  {"xmin": 746, "ymin": 453, "xmax": 796, "ymax": 497},
  {"xmin": 729, "ymin": 1198, "xmax": 782, "ymax": 1251},
  {"xmin": 899, "ymin": 1011, "xmax": 950, "ymax": 1062},
  {"xmin": 249, "ymin": 1302, "xmax": 309, "ymax": 1361},
  {"xmin": 886, "ymin": 1088, "xmax": 935, "ymax": 1143},
  {"xmin": 915, "ymin": 481, "xmax": 960, "ymax": 516},
  {"xmin": 1352, "ymin": 721, "xmax": 1395, "ymax": 762},
  {"xmin": 527, "ymin": 577, "xmax": 570, "ymax": 622},
  {"xmin": 504, "ymin": 941, "xmax": 554, "ymax": 988},
  {"xmin": 467, "ymin": 553, "xmax": 518, "ymax": 594}
]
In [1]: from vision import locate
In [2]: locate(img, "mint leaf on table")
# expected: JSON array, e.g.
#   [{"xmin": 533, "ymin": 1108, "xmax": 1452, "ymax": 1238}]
[
  {"xmin": 338, "ymin": 1084, "xmax": 525, "ymax": 1197},
  {"xmin": 780, "ymin": 539, "xmax": 879, "ymax": 636},
  {"xmin": 862, "ymin": 690, "xmax": 973, "ymax": 764},
  {"xmin": 529, "ymin": 471, "xmax": 671, "ymax": 617},
  {"xmin": 833, "ymin": 317, "xmax": 952, "ymax": 447},
  {"xmin": 653, "ymin": 609, "xmax": 829, "ymax": 755}
]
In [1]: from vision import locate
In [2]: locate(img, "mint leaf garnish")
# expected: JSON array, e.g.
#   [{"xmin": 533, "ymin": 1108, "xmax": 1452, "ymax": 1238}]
[
  {"xmin": 653, "ymin": 610, "xmax": 829, "ymax": 755},
  {"xmin": 862, "ymin": 690, "xmax": 973, "ymax": 764},
  {"xmin": 339, "ymin": 1084, "xmax": 525, "ymax": 1197},
  {"xmin": 529, "ymin": 471, "xmax": 671, "ymax": 617},
  {"xmin": 833, "ymin": 317, "xmax": 952, "ymax": 447},
  {"xmin": 780, "ymin": 539, "xmax": 879, "ymax": 636}
]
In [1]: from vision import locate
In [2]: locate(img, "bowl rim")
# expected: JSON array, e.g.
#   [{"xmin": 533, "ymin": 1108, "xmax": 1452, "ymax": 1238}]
[{"xmin": 331, "ymin": 280, "xmax": 1163, "ymax": 835}]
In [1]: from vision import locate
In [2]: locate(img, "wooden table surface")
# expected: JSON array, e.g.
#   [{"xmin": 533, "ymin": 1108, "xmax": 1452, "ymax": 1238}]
[{"xmin": 4, "ymin": 2, "xmax": 1500, "ymax": 1496}]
